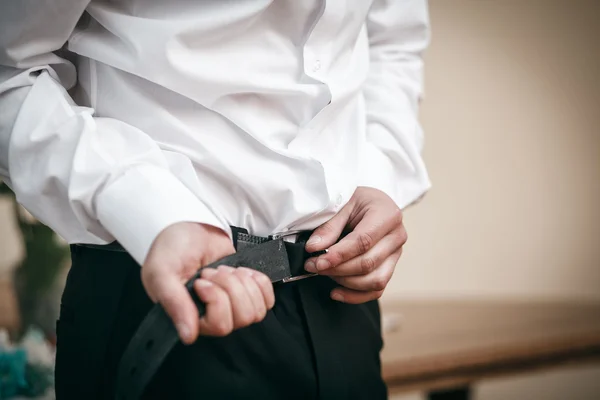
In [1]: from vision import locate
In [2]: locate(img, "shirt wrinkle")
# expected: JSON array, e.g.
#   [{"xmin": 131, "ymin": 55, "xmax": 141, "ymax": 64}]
[{"xmin": 0, "ymin": 0, "xmax": 431, "ymax": 265}]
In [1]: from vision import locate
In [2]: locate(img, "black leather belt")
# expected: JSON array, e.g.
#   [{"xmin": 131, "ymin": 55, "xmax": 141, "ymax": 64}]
[{"xmin": 112, "ymin": 227, "xmax": 323, "ymax": 400}]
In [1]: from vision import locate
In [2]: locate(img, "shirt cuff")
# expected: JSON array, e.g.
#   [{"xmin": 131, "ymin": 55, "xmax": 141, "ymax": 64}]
[{"xmin": 95, "ymin": 165, "xmax": 226, "ymax": 265}]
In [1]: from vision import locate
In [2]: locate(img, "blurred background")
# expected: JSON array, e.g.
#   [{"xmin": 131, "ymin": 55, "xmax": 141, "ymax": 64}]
[
  {"xmin": 385, "ymin": 0, "xmax": 600, "ymax": 398},
  {"xmin": 1, "ymin": 0, "xmax": 599, "ymax": 399}
]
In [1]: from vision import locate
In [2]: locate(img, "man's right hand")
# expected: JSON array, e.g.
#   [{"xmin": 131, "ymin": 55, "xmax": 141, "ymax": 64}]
[{"xmin": 141, "ymin": 222, "xmax": 275, "ymax": 344}]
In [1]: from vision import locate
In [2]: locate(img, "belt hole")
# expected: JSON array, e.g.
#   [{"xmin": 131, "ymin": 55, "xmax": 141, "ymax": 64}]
[
  {"xmin": 146, "ymin": 340, "xmax": 154, "ymax": 350},
  {"xmin": 130, "ymin": 367, "xmax": 137, "ymax": 376}
]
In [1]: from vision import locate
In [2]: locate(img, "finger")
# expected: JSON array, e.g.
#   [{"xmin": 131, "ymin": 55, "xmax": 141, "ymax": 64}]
[
  {"xmin": 207, "ymin": 265, "xmax": 256, "ymax": 329},
  {"xmin": 151, "ymin": 273, "xmax": 200, "ymax": 344},
  {"xmin": 245, "ymin": 268, "xmax": 275, "ymax": 309},
  {"xmin": 305, "ymin": 203, "xmax": 353, "ymax": 253},
  {"xmin": 311, "ymin": 229, "xmax": 402, "ymax": 276},
  {"xmin": 310, "ymin": 211, "xmax": 404, "ymax": 272},
  {"xmin": 194, "ymin": 277, "xmax": 234, "ymax": 337},
  {"xmin": 235, "ymin": 268, "xmax": 267, "ymax": 323},
  {"xmin": 331, "ymin": 250, "xmax": 401, "ymax": 292},
  {"xmin": 330, "ymin": 287, "xmax": 385, "ymax": 305}
]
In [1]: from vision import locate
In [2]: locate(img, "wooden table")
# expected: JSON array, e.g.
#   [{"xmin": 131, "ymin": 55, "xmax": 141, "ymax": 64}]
[{"xmin": 380, "ymin": 300, "xmax": 600, "ymax": 399}]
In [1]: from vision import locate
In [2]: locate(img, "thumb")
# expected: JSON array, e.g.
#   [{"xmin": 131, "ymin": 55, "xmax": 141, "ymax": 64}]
[
  {"xmin": 152, "ymin": 274, "xmax": 199, "ymax": 345},
  {"xmin": 306, "ymin": 204, "xmax": 352, "ymax": 252}
]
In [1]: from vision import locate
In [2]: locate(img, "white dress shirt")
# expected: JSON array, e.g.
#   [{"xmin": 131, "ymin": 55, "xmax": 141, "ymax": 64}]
[{"xmin": 0, "ymin": 0, "xmax": 431, "ymax": 265}]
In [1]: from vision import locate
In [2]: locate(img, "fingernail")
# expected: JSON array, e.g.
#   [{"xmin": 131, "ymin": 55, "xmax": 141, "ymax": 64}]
[
  {"xmin": 218, "ymin": 265, "xmax": 234, "ymax": 273},
  {"xmin": 196, "ymin": 279, "xmax": 213, "ymax": 288},
  {"xmin": 331, "ymin": 292, "xmax": 345, "ymax": 302},
  {"xmin": 177, "ymin": 323, "xmax": 192, "ymax": 342},
  {"xmin": 306, "ymin": 236, "xmax": 322, "ymax": 247},
  {"xmin": 316, "ymin": 258, "xmax": 330, "ymax": 271},
  {"xmin": 305, "ymin": 261, "xmax": 316, "ymax": 273}
]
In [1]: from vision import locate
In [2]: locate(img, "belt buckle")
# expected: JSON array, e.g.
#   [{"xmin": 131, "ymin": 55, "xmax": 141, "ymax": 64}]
[
  {"xmin": 270, "ymin": 229, "xmax": 322, "ymax": 284},
  {"xmin": 281, "ymin": 273, "xmax": 317, "ymax": 283},
  {"xmin": 269, "ymin": 229, "xmax": 305, "ymax": 240}
]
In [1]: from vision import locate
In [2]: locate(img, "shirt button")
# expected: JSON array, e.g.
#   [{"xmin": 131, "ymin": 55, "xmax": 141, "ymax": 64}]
[
  {"xmin": 312, "ymin": 59, "xmax": 321, "ymax": 72},
  {"xmin": 335, "ymin": 194, "xmax": 343, "ymax": 207}
]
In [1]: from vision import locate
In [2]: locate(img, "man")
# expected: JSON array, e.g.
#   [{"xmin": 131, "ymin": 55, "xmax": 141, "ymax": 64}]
[{"xmin": 0, "ymin": 1, "xmax": 431, "ymax": 399}]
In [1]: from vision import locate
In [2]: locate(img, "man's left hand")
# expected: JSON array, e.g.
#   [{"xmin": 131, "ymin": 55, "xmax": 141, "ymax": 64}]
[{"xmin": 304, "ymin": 187, "xmax": 407, "ymax": 304}]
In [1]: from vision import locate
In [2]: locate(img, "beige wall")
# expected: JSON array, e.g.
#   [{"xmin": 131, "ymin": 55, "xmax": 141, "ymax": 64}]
[{"xmin": 384, "ymin": 0, "xmax": 600, "ymax": 303}]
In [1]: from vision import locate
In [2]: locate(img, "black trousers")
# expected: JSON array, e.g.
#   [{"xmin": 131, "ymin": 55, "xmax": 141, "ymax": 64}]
[{"xmin": 55, "ymin": 244, "xmax": 387, "ymax": 399}]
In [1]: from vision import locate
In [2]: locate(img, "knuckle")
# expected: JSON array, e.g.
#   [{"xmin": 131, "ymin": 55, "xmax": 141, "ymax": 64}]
[
  {"xmin": 358, "ymin": 232, "xmax": 374, "ymax": 253},
  {"xmin": 255, "ymin": 308, "xmax": 267, "ymax": 323},
  {"xmin": 239, "ymin": 314, "xmax": 255, "ymax": 327},
  {"xmin": 219, "ymin": 270, "xmax": 239, "ymax": 286},
  {"xmin": 213, "ymin": 320, "xmax": 233, "ymax": 337},
  {"xmin": 400, "ymin": 229, "xmax": 408, "ymax": 245},
  {"xmin": 256, "ymin": 272, "xmax": 271, "ymax": 286},
  {"xmin": 360, "ymin": 256, "xmax": 377, "ymax": 274},
  {"xmin": 372, "ymin": 275, "xmax": 389, "ymax": 291},
  {"xmin": 329, "ymin": 250, "xmax": 343, "ymax": 266},
  {"xmin": 395, "ymin": 228, "xmax": 408, "ymax": 246},
  {"xmin": 391, "ymin": 208, "xmax": 404, "ymax": 227}
]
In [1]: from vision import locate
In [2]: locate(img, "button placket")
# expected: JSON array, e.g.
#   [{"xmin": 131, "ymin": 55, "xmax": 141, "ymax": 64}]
[
  {"xmin": 312, "ymin": 59, "xmax": 321, "ymax": 73},
  {"xmin": 302, "ymin": 1, "xmax": 338, "ymax": 80}
]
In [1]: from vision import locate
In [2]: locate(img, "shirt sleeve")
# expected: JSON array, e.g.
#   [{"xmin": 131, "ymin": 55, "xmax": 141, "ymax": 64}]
[
  {"xmin": 0, "ymin": 1, "xmax": 226, "ymax": 265},
  {"xmin": 360, "ymin": 0, "xmax": 432, "ymax": 209}
]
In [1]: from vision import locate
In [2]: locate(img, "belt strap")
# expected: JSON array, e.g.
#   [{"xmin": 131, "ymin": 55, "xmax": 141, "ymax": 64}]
[{"xmin": 113, "ymin": 228, "xmax": 319, "ymax": 400}]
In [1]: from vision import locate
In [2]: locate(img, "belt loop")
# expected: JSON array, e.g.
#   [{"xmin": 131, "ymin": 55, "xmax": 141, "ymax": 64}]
[{"xmin": 230, "ymin": 226, "xmax": 249, "ymax": 250}]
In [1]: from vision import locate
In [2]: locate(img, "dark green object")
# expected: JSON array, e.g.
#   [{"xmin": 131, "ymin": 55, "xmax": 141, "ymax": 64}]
[
  {"xmin": 20, "ymin": 363, "xmax": 53, "ymax": 397},
  {"xmin": 0, "ymin": 349, "xmax": 27, "ymax": 399},
  {"xmin": 0, "ymin": 349, "xmax": 53, "ymax": 399}
]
